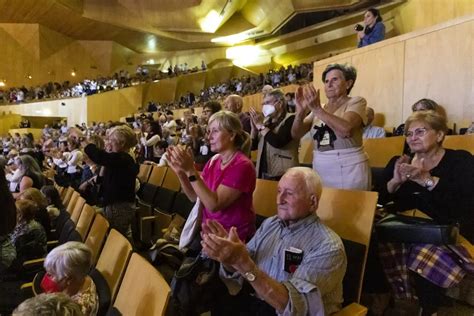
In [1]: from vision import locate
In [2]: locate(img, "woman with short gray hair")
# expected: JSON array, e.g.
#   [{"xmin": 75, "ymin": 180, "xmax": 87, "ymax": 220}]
[
  {"xmin": 43, "ymin": 241, "xmax": 98, "ymax": 316},
  {"xmin": 292, "ymin": 63, "xmax": 371, "ymax": 190}
]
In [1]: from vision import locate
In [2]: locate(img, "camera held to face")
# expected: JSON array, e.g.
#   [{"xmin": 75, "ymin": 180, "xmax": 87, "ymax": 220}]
[{"xmin": 354, "ymin": 24, "xmax": 364, "ymax": 32}]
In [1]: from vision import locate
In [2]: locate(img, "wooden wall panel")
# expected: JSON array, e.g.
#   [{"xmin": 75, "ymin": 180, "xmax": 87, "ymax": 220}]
[
  {"xmin": 351, "ymin": 42, "xmax": 405, "ymax": 128},
  {"xmin": 86, "ymin": 86, "xmax": 142, "ymax": 124},
  {"xmin": 0, "ymin": 114, "xmax": 21, "ymax": 136},
  {"xmin": 142, "ymin": 79, "xmax": 178, "ymax": 104},
  {"xmin": 175, "ymin": 72, "xmax": 207, "ymax": 100},
  {"xmin": 403, "ymin": 21, "xmax": 473, "ymax": 124}
]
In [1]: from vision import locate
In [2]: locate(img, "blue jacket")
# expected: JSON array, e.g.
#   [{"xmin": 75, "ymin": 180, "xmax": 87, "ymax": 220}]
[{"xmin": 358, "ymin": 22, "xmax": 385, "ymax": 48}]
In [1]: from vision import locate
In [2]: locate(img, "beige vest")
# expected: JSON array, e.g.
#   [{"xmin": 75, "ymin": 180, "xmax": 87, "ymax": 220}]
[{"xmin": 256, "ymin": 114, "xmax": 299, "ymax": 178}]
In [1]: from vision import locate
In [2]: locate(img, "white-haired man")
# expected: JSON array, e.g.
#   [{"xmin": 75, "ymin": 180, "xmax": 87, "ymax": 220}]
[{"xmin": 202, "ymin": 167, "xmax": 347, "ymax": 315}]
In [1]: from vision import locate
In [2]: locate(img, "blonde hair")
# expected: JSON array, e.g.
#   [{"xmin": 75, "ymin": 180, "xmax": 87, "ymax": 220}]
[
  {"xmin": 18, "ymin": 188, "xmax": 48, "ymax": 210},
  {"xmin": 109, "ymin": 125, "xmax": 137, "ymax": 151},
  {"xmin": 13, "ymin": 293, "xmax": 83, "ymax": 316},
  {"xmin": 208, "ymin": 110, "xmax": 251, "ymax": 156},
  {"xmin": 405, "ymin": 110, "xmax": 447, "ymax": 143}
]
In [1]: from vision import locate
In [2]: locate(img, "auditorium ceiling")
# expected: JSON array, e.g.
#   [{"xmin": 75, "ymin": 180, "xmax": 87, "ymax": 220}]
[{"xmin": 0, "ymin": 0, "xmax": 377, "ymax": 52}]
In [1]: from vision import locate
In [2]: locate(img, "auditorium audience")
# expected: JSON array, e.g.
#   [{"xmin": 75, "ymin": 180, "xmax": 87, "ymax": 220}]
[
  {"xmin": 250, "ymin": 89, "xmax": 299, "ymax": 180},
  {"xmin": 357, "ymin": 8, "xmax": 385, "ymax": 48},
  {"xmin": 377, "ymin": 110, "xmax": 474, "ymax": 315},
  {"xmin": 363, "ymin": 107, "xmax": 386, "ymax": 139},
  {"xmin": 292, "ymin": 63, "xmax": 371, "ymax": 190},
  {"xmin": 43, "ymin": 242, "xmax": 98, "ymax": 315},
  {"xmin": 202, "ymin": 167, "xmax": 346, "ymax": 315}
]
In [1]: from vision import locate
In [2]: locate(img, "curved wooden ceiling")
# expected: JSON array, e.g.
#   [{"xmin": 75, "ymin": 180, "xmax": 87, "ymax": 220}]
[{"xmin": 0, "ymin": 0, "xmax": 371, "ymax": 52}]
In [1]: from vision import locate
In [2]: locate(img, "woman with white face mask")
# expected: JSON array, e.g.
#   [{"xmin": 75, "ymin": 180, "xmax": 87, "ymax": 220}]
[{"xmin": 249, "ymin": 89, "xmax": 300, "ymax": 180}]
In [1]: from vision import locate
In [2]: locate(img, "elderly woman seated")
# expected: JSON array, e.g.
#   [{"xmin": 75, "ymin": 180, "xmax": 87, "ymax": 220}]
[
  {"xmin": 42, "ymin": 241, "xmax": 98, "ymax": 316},
  {"xmin": 10, "ymin": 199, "xmax": 47, "ymax": 271},
  {"xmin": 377, "ymin": 110, "xmax": 474, "ymax": 315}
]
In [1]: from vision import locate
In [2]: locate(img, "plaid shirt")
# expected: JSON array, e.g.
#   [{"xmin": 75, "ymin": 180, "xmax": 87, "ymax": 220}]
[{"xmin": 379, "ymin": 242, "xmax": 474, "ymax": 299}]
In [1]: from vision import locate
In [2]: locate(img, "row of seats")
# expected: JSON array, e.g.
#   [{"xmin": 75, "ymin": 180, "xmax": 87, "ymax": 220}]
[
  {"xmin": 137, "ymin": 163, "xmax": 379, "ymax": 315},
  {"xmin": 23, "ymin": 184, "xmax": 171, "ymax": 316}
]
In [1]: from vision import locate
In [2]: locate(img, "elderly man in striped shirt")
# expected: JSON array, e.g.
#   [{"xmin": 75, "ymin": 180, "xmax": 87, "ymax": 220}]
[{"xmin": 202, "ymin": 167, "xmax": 347, "ymax": 316}]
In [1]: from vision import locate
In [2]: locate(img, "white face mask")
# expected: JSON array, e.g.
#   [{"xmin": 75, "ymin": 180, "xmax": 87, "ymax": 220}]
[{"xmin": 262, "ymin": 104, "xmax": 276, "ymax": 117}]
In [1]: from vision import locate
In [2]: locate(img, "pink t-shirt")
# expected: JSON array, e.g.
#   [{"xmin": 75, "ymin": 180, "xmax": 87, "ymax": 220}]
[{"xmin": 201, "ymin": 151, "xmax": 256, "ymax": 241}]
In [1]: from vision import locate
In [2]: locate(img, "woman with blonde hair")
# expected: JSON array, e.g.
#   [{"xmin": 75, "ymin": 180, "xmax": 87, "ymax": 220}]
[
  {"xmin": 167, "ymin": 110, "xmax": 256, "ymax": 243},
  {"xmin": 17, "ymin": 188, "xmax": 52, "ymax": 239},
  {"xmin": 83, "ymin": 125, "xmax": 139, "ymax": 239},
  {"xmin": 10, "ymin": 199, "xmax": 47, "ymax": 270}
]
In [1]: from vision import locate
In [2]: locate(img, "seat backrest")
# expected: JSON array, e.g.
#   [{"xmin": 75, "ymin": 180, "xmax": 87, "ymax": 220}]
[
  {"xmin": 137, "ymin": 164, "xmax": 153, "ymax": 183},
  {"xmin": 65, "ymin": 190, "xmax": 80, "ymax": 214},
  {"xmin": 70, "ymin": 196, "xmax": 86, "ymax": 224},
  {"xmin": 147, "ymin": 166, "xmax": 167, "ymax": 187},
  {"xmin": 443, "ymin": 134, "xmax": 474, "ymax": 154},
  {"xmin": 113, "ymin": 253, "xmax": 171, "ymax": 316},
  {"xmin": 253, "ymin": 178, "xmax": 279, "ymax": 218},
  {"xmin": 85, "ymin": 213, "xmax": 110, "ymax": 265},
  {"xmin": 363, "ymin": 136, "xmax": 405, "ymax": 168},
  {"xmin": 95, "ymin": 229, "xmax": 133, "ymax": 301},
  {"xmin": 317, "ymin": 187, "xmax": 378, "ymax": 304},
  {"xmin": 54, "ymin": 210, "xmax": 71, "ymax": 234},
  {"xmin": 58, "ymin": 218, "xmax": 76, "ymax": 244},
  {"xmin": 62, "ymin": 186, "xmax": 75, "ymax": 206},
  {"xmin": 161, "ymin": 168, "xmax": 181, "ymax": 191},
  {"xmin": 172, "ymin": 192, "xmax": 195, "ymax": 219},
  {"xmin": 76, "ymin": 204, "xmax": 96, "ymax": 240}
]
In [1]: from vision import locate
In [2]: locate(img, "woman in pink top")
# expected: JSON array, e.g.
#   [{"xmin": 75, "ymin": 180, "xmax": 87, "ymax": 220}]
[{"xmin": 167, "ymin": 110, "xmax": 256, "ymax": 242}]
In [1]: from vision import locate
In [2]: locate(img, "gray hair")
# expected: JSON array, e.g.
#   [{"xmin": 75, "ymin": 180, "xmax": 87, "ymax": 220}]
[
  {"xmin": 17, "ymin": 155, "xmax": 42, "ymax": 176},
  {"xmin": 284, "ymin": 167, "xmax": 323, "ymax": 199},
  {"xmin": 44, "ymin": 241, "xmax": 92, "ymax": 281},
  {"xmin": 13, "ymin": 293, "xmax": 83, "ymax": 316},
  {"xmin": 322, "ymin": 63, "xmax": 357, "ymax": 94}
]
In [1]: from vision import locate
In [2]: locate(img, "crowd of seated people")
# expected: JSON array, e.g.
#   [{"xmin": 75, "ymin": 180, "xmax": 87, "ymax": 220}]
[{"xmin": 0, "ymin": 59, "xmax": 473, "ymax": 315}]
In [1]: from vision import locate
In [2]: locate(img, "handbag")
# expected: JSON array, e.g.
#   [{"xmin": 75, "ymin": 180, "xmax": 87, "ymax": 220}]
[
  {"xmin": 170, "ymin": 254, "xmax": 220, "ymax": 315},
  {"xmin": 375, "ymin": 213, "xmax": 459, "ymax": 245}
]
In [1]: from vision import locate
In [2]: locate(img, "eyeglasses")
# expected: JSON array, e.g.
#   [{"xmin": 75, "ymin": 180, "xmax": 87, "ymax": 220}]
[{"xmin": 405, "ymin": 127, "xmax": 430, "ymax": 138}]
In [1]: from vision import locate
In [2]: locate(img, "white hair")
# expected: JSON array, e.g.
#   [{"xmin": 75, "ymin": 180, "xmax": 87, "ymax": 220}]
[
  {"xmin": 44, "ymin": 241, "xmax": 92, "ymax": 281},
  {"xmin": 284, "ymin": 167, "xmax": 322, "ymax": 199}
]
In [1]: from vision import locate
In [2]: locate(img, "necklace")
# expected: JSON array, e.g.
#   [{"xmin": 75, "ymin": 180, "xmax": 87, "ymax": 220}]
[{"xmin": 221, "ymin": 151, "xmax": 237, "ymax": 166}]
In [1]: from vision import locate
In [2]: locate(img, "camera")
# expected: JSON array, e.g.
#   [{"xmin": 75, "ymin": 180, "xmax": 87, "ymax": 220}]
[{"xmin": 354, "ymin": 24, "xmax": 364, "ymax": 32}]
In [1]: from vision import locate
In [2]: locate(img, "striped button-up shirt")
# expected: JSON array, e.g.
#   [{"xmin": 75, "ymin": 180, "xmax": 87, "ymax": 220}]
[{"xmin": 221, "ymin": 213, "xmax": 347, "ymax": 315}]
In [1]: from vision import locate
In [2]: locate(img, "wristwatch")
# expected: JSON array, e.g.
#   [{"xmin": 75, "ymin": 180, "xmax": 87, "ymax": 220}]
[
  {"xmin": 424, "ymin": 177, "xmax": 435, "ymax": 188},
  {"xmin": 188, "ymin": 175, "xmax": 197, "ymax": 182},
  {"xmin": 242, "ymin": 268, "xmax": 258, "ymax": 282}
]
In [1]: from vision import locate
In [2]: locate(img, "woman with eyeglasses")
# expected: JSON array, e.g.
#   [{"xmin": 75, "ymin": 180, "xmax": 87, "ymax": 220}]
[{"xmin": 376, "ymin": 110, "xmax": 474, "ymax": 316}]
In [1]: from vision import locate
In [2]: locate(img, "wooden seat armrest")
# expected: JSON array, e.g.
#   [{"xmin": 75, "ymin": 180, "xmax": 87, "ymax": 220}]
[
  {"xmin": 333, "ymin": 303, "xmax": 368, "ymax": 316},
  {"xmin": 23, "ymin": 258, "xmax": 45, "ymax": 270}
]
